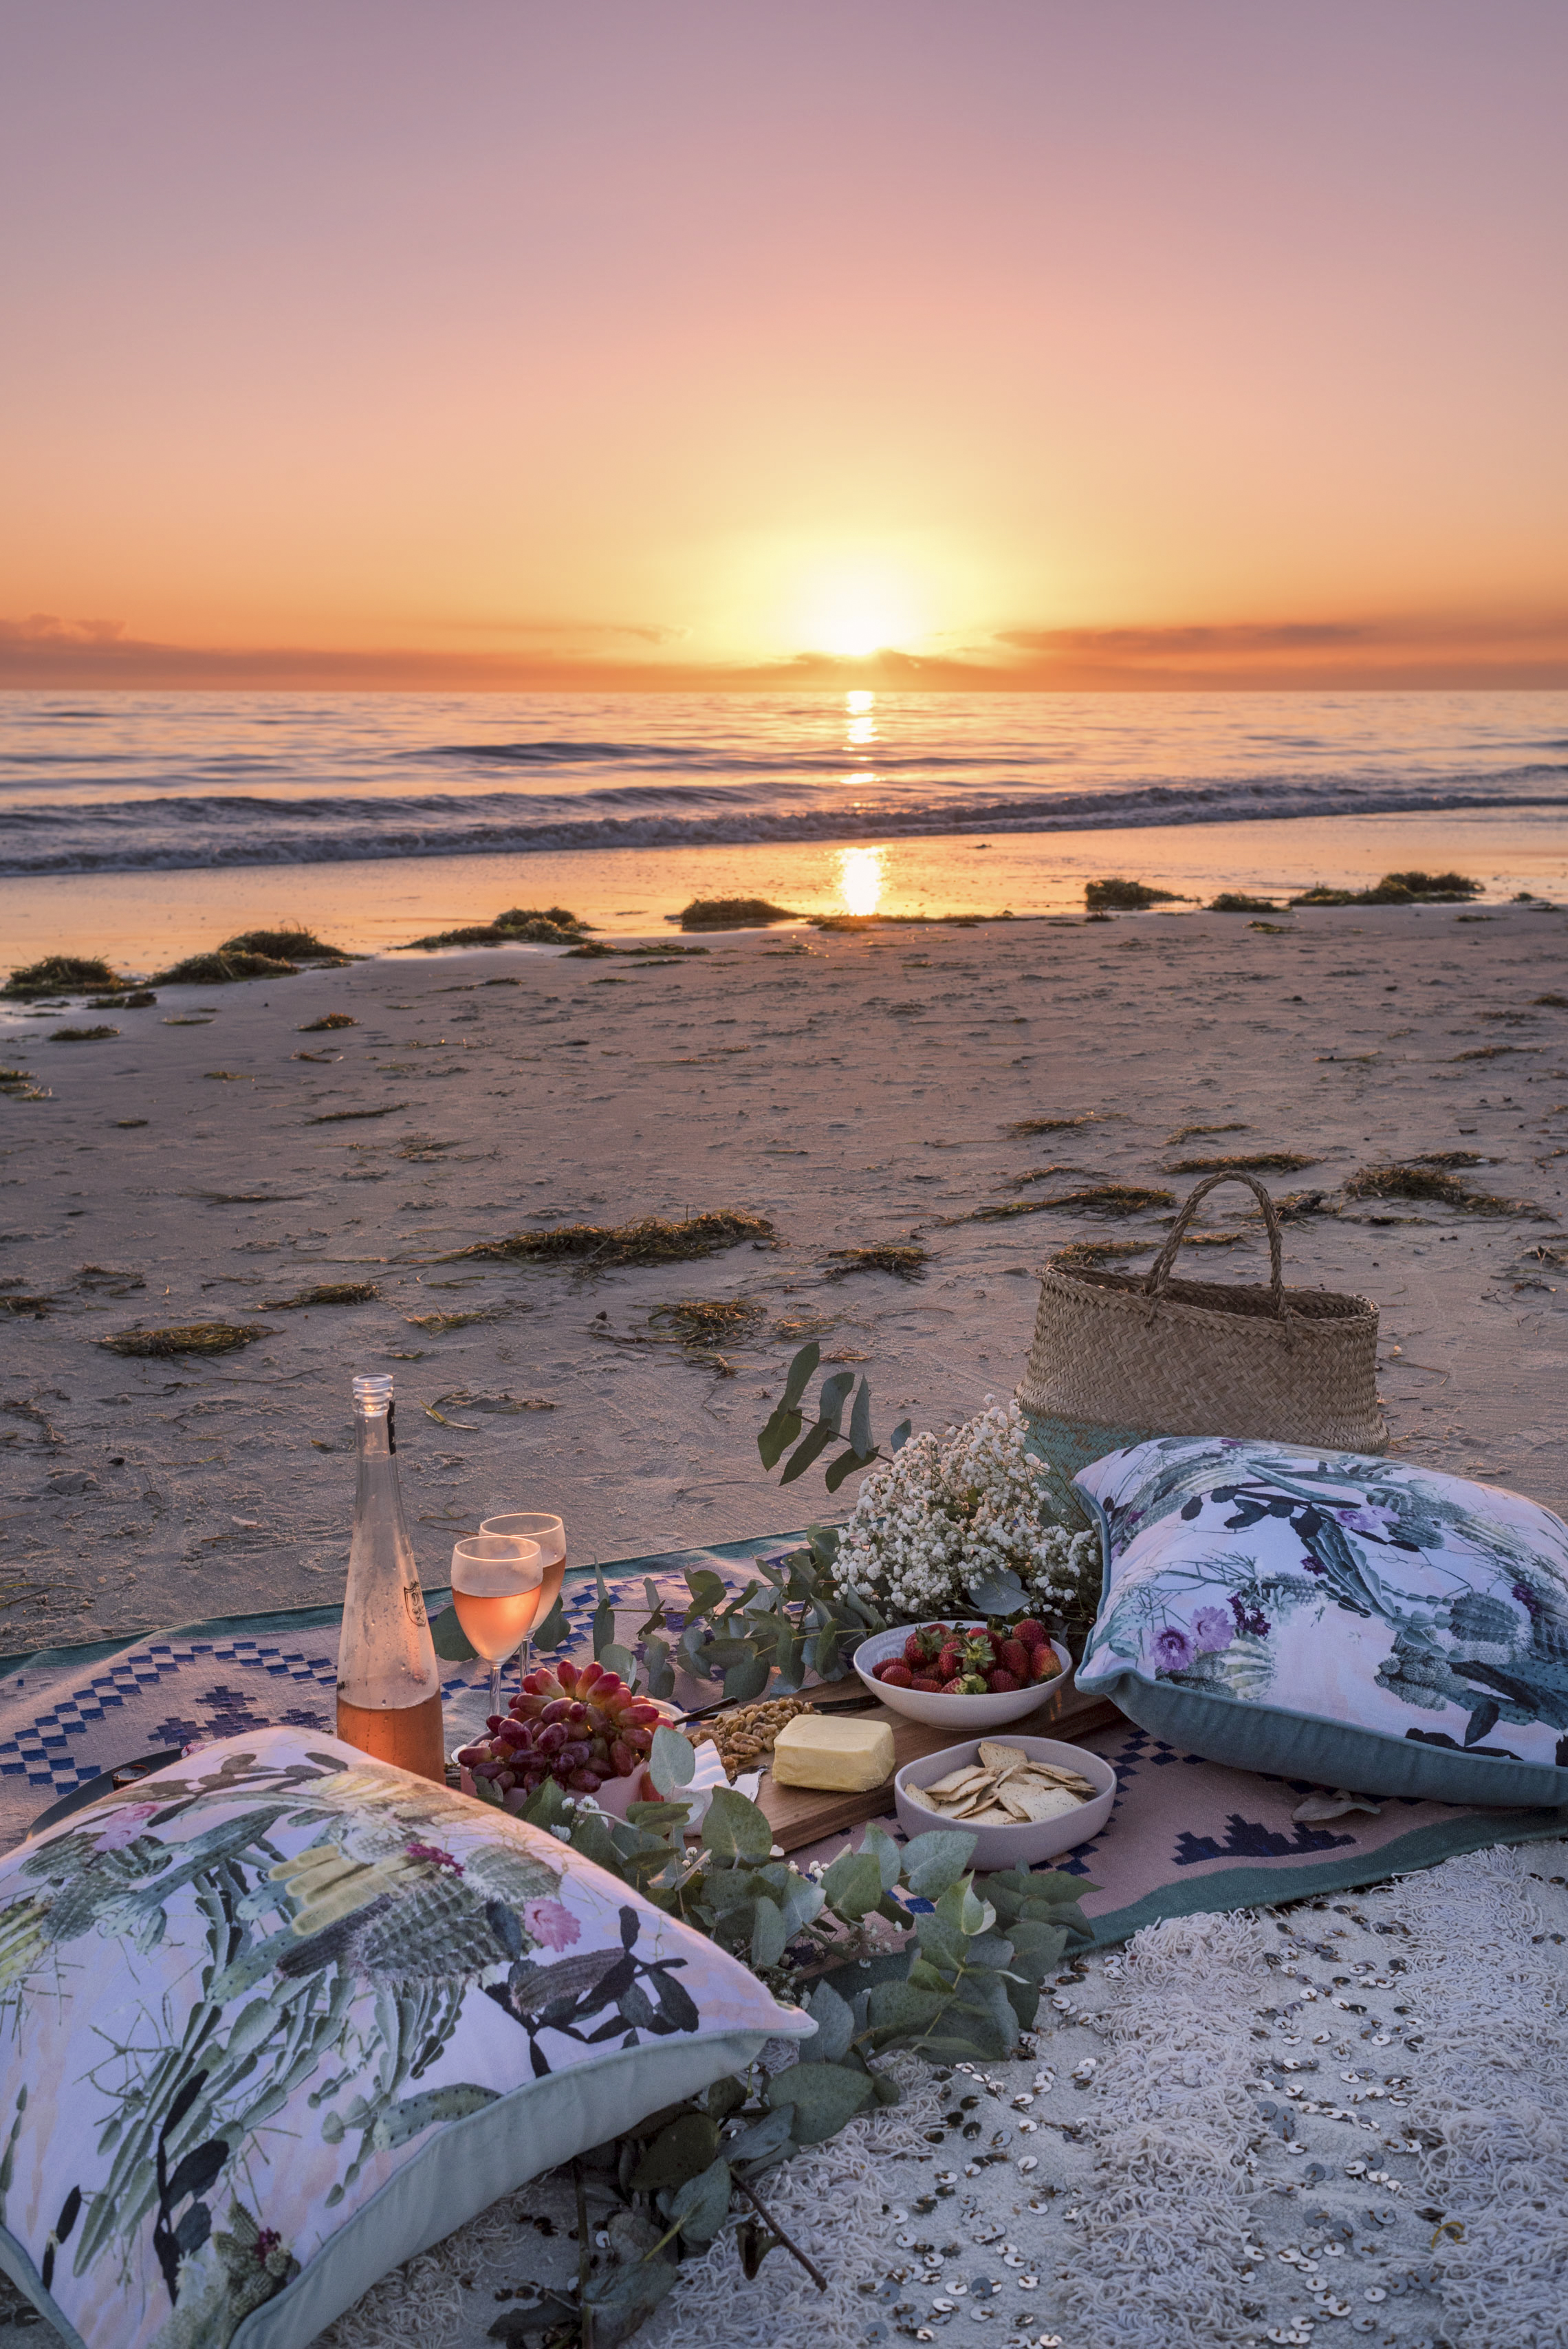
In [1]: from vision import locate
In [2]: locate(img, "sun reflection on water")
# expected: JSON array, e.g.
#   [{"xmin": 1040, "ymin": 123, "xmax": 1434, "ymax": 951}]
[
  {"xmin": 838, "ymin": 845, "xmax": 885, "ymax": 918},
  {"xmin": 845, "ymin": 688, "xmax": 876, "ymax": 749}
]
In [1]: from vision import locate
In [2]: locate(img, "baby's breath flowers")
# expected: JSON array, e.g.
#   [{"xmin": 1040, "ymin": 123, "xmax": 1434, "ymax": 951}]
[{"xmin": 832, "ymin": 1398, "xmax": 1099, "ymax": 1627}]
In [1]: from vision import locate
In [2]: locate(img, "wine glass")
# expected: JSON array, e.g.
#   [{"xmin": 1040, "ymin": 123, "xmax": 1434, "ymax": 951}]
[
  {"xmin": 450, "ymin": 1534, "xmax": 543, "ymax": 1722},
  {"xmin": 480, "ymin": 1512, "xmax": 565, "ymax": 1681}
]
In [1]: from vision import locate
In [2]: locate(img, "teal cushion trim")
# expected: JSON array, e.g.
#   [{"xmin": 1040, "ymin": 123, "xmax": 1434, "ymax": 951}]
[
  {"xmin": 232, "ymin": 2026, "xmax": 774, "ymax": 2349},
  {"xmin": 0, "ymin": 2239, "xmax": 88, "ymax": 2349},
  {"xmin": 1084, "ymin": 1667, "xmax": 1568, "ymax": 1807}
]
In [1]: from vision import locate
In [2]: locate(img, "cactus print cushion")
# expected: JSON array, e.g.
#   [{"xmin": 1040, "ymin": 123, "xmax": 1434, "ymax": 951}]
[
  {"xmin": 1074, "ymin": 1437, "xmax": 1568, "ymax": 1809},
  {"xmin": 0, "ymin": 1728, "xmax": 810, "ymax": 2349}
]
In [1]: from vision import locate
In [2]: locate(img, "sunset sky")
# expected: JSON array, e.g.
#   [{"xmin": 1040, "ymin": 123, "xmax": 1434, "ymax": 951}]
[{"xmin": 3, "ymin": 1, "xmax": 1565, "ymax": 691}]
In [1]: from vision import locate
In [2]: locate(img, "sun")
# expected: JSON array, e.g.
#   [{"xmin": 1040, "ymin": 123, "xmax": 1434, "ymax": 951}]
[{"xmin": 801, "ymin": 566, "xmax": 919, "ymax": 658}]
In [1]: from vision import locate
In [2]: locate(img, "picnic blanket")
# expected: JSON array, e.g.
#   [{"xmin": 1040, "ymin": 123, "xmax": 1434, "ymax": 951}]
[{"xmin": 2, "ymin": 1537, "xmax": 1562, "ymax": 1941}]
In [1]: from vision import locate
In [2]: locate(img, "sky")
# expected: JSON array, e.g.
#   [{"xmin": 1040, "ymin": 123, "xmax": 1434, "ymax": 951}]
[{"xmin": 2, "ymin": 0, "xmax": 1565, "ymax": 692}]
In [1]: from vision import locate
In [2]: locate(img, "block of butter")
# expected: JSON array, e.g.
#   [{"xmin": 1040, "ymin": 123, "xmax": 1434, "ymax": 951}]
[{"xmin": 771, "ymin": 1713, "xmax": 895, "ymax": 1793}]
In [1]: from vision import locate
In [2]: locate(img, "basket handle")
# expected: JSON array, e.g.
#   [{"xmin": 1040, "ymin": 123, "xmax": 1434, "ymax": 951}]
[{"xmin": 1144, "ymin": 1170, "xmax": 1289, "ymax": 1320}]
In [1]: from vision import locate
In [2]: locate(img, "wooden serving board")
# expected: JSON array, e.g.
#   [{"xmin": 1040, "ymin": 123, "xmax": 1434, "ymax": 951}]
[{"xmin": 754, "ymin": 1677, "xmax": 1121, "ymax": 1854}]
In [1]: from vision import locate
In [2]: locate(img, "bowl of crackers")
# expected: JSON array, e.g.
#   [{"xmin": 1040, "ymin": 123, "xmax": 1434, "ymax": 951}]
[{"xmin": 894, "ymin": 1735, "xmax": 1115, "ymax": 1868}]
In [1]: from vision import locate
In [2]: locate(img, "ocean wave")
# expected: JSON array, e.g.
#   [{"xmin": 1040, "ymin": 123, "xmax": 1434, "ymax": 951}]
[{"xmin": 1, "ymin": 766, "xmax": 1564, "ymax": 876}]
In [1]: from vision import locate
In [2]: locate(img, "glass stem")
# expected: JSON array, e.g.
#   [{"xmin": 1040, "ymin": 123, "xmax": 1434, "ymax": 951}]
[{"xmin": 488, "ymin": 1659, "xmax": 503, "ymax": 1720}]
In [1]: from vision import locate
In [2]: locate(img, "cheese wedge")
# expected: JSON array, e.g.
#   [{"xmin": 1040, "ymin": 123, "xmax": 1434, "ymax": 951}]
[{"xmin": 771, "ymin": 1713, "xmax": 895, "ymax": 1793}]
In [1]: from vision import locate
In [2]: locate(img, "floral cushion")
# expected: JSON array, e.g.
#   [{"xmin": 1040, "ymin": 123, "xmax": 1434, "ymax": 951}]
[
  {"xmin": 0, "ymin": 1728, "xmax": 810, "ymax": 2349},
  {"xmin": 1074, "ymin": 1438, "xmax": 1568, "ymax": 1808}
]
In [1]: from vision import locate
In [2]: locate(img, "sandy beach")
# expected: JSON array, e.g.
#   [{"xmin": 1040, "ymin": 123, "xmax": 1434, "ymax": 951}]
[{"xmin": 2, "ymin": 898, "xmax": 1565, "ymax": 1660}]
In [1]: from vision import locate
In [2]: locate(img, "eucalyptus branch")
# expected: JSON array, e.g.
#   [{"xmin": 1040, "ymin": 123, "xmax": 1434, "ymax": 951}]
[{"xmin": 730, "ymin": 2177, "xmax": 827, "ymax": 2292}]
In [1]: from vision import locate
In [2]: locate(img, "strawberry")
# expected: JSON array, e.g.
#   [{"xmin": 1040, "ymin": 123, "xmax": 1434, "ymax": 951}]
[
  {"xmin": 1031, "ymin": 1644, "xmax": 1060, "ymax": 1682},
  {"xmin": 986, "ymin": 1668, "xmax": 1021, "ymax": 1693},
  {"xmin": 904, "ymin": 1632, "xmax": 931, "ymax": 1668},
  {"xmin": 936, "ymin": 1643, "xmax": 963, "ymax": 1682},
  {"xmin": 1013, "ymin": 1618, "xmax": 1048, "ymax": 1649},
  {"xmin": 910, "ymin": 1673, "xmax": 944, "ymax": 1693},
  {"xmin": 941, "ymin": 1676, "xmax": 966, "ymax": 1696},
  {"xmin": 997, "ymin": 1638, "xmax": 1031, "ymax": 1680},
  {"xmin": 880, "ymin": 1660, "xmax": 915, "ymax": 1687}
]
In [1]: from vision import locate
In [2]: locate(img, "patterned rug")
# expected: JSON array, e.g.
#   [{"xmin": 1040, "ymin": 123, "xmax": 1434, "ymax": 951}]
[{"xmin": 1, "ymin": 1538, "xmax": 1562, "ymax": 1938}]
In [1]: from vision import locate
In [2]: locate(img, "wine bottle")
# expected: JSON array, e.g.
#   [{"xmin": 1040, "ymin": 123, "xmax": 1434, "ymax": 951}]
[{"xmin": 336, "ymin": 1372, "xmax": 446, "ymax": 1782}]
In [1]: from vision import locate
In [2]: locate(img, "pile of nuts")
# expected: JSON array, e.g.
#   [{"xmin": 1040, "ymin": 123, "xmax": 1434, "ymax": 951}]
[{"xmin": 684, "ymin": 1695, "xmax": 818, "ymax": 1779}]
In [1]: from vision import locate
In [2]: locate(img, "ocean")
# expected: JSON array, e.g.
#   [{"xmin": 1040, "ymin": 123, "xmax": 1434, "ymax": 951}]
[{"xmin": 3, "ymin": 687, "xmax": 1567, "ymax": 962}]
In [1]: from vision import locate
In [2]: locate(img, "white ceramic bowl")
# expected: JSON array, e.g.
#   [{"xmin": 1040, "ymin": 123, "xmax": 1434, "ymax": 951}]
[
  {"xmin": 852, "ymin": 1621, "xmax": 1073, "ymax": 1728},
  {"xmin": 894, "ymin": 1734, "xmax": 1116, "ymax": 1870}
]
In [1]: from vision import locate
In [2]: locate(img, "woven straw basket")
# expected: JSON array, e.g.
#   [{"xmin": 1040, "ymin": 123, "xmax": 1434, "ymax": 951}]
[{"xmin": 1018, "ymin": 1170, "xmax": 1384, "ymax": 1494}]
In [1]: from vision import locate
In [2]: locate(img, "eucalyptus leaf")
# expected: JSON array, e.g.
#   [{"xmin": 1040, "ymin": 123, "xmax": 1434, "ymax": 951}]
[
  {"xmin": 668, "ymin": 2154, "xmax": 732, "ymax": 2244},
  {"xmin": 816, "ymin": 1368, "xmax": 855, "ymax": 1433},
  {"xmin": 756, "ymin": 1403, "xmax": 804, "ymax": 1471},
  {"xmin": 891, "ymin": 1418, "xmax": 913, "ymax": 1451},
  {"xmin": 630, "ymin": 2112, "xmax": 720, "ymax": 2191},
  {"xmin": 849, "ymin": 1376, "xmax": 872, "ymax": 1458},
  {"xmin": 964, "ymin": 1568, "xmax": 1032, "ymax": 1616},
  {"xmin": 778, "ymin": 1419, "xmax": 838, "ymax": 1486},
  {"xmin": 899, "ymin": 1830, "xmax": 978, "ymax": 1901},
  {"xmin": 750, "ymin": 1896, "xmax": 787, "ymax": 1971},
  {"xmin": 581, "ymin": 2254, "xmax": 679, "ymax": 2346},
  {"xmin": 802, "ymin": 1978, "xmax": 854, "ymax": 2063},
  {"xmin": 764, "ymin": 2061, "xmax": 875, "ymax": 2143},
  {"xmin": 722, "ymin": 1654, "xmax": 772, "ymax": 1704},
  {"xmin": 724, "ymin": 2104, "xmax": 794, "ymax": 2166},
  {"xmin": 780, "ymin": 1341, "xmax": 821, "ymax": 1411},
  {"xmin": 599, "ymin": 1641, "xmax": 638, "ymax": 1686},
  {"xmin": 860, "ymin": 1821, "xmax": 903, "ymax": 1892},
  {"xmin": 428, "ymin": 1604, "xmax": 477, "ymax": 1663},
  {"xmin": 648, "ymin": 1724, "xmax": 696, "ymax": 1797},
  {"xmin": 820, "ymin": 1849, "xmax": 882, "ymax": 1923},
  {"xmin": 823, "ymin": 1444, "xmax": 875, "ymax": 1494},
  {"xmin": 703, "ymin": 1788, "xmax": 774, "ymax": 1863},
  {"xmin": 866, "ymin": 1979, "xmax": 947, "ymax": 2039},
  {"xmin": 641, "ymin": 1634, "xmax": 676, "ymax": 1703},
  {"xmin": 530, "ymin": 1591, "xmax": 569, "ymax": 1652}
]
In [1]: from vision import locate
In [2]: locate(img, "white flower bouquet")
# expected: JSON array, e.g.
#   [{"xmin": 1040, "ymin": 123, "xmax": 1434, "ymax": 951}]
[{"xmin": 831, "ymin": 1398, "xmax": 1101, "ymax": 1634}]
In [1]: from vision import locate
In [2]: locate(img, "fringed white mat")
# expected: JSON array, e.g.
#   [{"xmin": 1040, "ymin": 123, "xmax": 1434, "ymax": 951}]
[
  {"xmin": 3, "ymin": 1840, "xmax": 1562, "ymax": 2349},
  {"xmin": 327, "ymin": 1835, "xmax": 1568, "ymax": 2349}
]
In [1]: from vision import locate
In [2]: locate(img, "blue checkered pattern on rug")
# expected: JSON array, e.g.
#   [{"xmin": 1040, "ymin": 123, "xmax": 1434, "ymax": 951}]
[{"xmin": 0, "ymin": 1561, "xmax": 761, "ymax": 1844}]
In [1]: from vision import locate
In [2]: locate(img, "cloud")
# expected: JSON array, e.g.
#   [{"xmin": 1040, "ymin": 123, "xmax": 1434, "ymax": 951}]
[
  {"xmin": 1, "ymin": 611, "xmax": 1565, "ymax": 692},
  {"xmin": 996, "ymin": 622, "xmax": 1369, "ymax": 658},
  {"xmin": 0, "ymin": 612, "xmax": 127, "ymax": 644}
]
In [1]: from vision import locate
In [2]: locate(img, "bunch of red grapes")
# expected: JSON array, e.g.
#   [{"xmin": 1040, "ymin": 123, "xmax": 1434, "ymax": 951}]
[
  {"xmin": 455, "ymin": 1658, "xmax": 664, "ymax": 1797},
  {"xmin": 869, "ymin": 1617, "xmax": 1059, "ymax": 1696}
]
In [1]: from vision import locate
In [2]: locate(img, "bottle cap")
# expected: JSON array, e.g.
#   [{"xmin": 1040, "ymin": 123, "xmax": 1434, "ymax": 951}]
[{"xmin": 352, "ymin": 1374, "xmax": 394, "ymax": 1412}]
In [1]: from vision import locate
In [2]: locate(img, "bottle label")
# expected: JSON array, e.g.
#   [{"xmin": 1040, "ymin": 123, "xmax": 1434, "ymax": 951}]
[{"xmin": 404, "ymin": 1582, "xmax": 428, "ymax": 1630}]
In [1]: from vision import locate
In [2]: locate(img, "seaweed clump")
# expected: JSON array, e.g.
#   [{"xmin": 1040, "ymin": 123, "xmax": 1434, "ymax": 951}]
[
  {"xmin": 1005, "ymin": 1113, "xmax": 1113, "ymax": 1136},
  {"xmin": 259, "ymin": 1282, "xmax": 380, "ymax": 1309},
  {"xmin": 1344, "ymin": 1163, "xmax": 1548, "ymax": 1217},
  {"xmin": 50, "ymin": 1024, "xmax": 120, "ymax": 1042},
  {"xmin": 3, "ymin": 955, "xmax": 135, "ymax": 999},
  {"xmin": 1166, "ymin": 1149, "xmax": 1320, "ymax": 1175},
  {"xmin": 955, "ymin": 1183, "xmax": 1174, "ymax": 1226},
  {"xmin": 647, "ymin": 1298, "xmax": 766, "ymax": 1347},
  {"xmin": 1085, "ymin": 878, "xmax": 1184, "ymax": 911},
  {"xmin": 1209, "ymin": 893, "xmax": 1279, "ymax": 913},
  {"xmin": 153, "ymin": 951, "xmax": 298, "ymax": 985},
  {"xmin": 218, "ymin": 929, "xmax": 352, "ymax": 963},
  {"xmin": 1290, "ymin": 871, "xmax": 1481, "ymax": 907},
  {"xmin": 1052, "ymin": 1238, "xmax": 1155, "ymax": 1270},
  {"xmin": 398, "ymin": 907, "xmax": 589, "ymax": 952},
  {"xmin": 298, "ymin": 1013, "xmax": 358, "ymax": 1032},
  {"xmin": 677, "ymin": 897, "xmax": 798, "ymax": 931},
  {"xmin": 438, "ymin": 1210, "xmax": 776, "ymax": 1270},
  {"xmin": 823, "ymin": 1245, "xmax": 929, "ymax": 1282},
  {"xmin": 98, "ymin": 1323, "xmax": 272, "ymax": 1357}
]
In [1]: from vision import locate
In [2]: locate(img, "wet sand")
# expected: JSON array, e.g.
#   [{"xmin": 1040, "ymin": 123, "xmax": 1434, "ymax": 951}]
[{"xmin": 2, "ymin": 900, "xmax": 1566, "ymax": 1658}]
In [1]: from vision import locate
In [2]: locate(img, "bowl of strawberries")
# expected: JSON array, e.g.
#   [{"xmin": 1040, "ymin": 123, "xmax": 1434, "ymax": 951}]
[{"xmin": 851, "ymin": 1617, "xmax": 1071, "ymax": 1727}]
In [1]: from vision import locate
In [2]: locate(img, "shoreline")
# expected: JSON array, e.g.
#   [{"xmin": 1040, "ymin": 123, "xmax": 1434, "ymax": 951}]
[
  {"xmin": 1, "ymin": 900, "xmax": 1565, "ymax": 1665},
  {"xmin": 2, "ymin": 804, "xmax": 1565, "ymax": 972}
]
